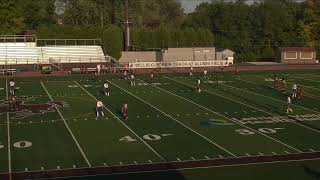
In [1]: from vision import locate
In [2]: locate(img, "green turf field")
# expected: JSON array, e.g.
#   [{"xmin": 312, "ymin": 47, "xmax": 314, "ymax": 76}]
[{"xmin": 1, "ymin": 70, "xmax": 320, "ymax": 179}]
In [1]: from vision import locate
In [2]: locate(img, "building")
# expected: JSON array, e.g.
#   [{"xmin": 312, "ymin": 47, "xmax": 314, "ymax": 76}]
[
  {"xmin": 277, "ymin": 47, "xmax": 317, "ymax": 64},
  {"xmin": 119, "ymin": 47, "xmax": 234, "ymax": 64}
]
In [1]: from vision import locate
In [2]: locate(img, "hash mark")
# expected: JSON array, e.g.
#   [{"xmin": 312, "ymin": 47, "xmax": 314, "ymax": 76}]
[
  {"xmin": 190, "ymin": 157, "xmax": 195, "ymax": 160},
  {"xmin": 41, "ymin": 167, "xmax": 44, "ymax": 170},
  {"xmin": 205, "ymin": 156, "xmax": 210, "ymax": 159},
  {"xmin": 176, "ymin": 158, "xmax": 181, "ymax": 161},
  {"xmin": 218, "ymin": 155, "xmax": 224, "ymax": 158},
  {"xmin": 245, "ymin": 153, "xmax": 251, "ymax": 156},
  {"xmin": 25, "ymin": 168, "xmax": 28, "ymax": 171},
  {"xmin": 134, "ymin": 161, "xmax": 138, "ymax": 165},
  {"xmin": 57, "ymin": 166, "xmax": 60, "ymax": 169},
  {"xmin": 272, "ymin": 152, "xmax": 277, "ymax": 155},
  {"xmin": 119, "ymin": 162, "xmax": 123, "ymax": 165},
  {"xmin": 148, "ymin": 160, "xmax": 153, "ymax": 163},
  {"xmin": 103, "ymin": 163, "xmax": 108, "ymax": 166},
  {"xmin": 309, "ymin": 149, "xmax": 315, "ymax": 152},
  {"xmin": 258, "ymin": 152, "xmax": 264, "ymax": 156},
  {"xmin": 73, "ymin": 165, "xmax": 76, "ymax": 168},
  {"xmin": 284, "ymin": 151, "xmax": 290, "ymax": 154}
]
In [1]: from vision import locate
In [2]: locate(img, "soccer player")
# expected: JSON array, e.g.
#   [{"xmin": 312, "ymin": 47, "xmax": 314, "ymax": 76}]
[
  {"xmin": 122, "ymin": 103, "xmax": 129, "ymax": 120},
  {"xmin": 273, "ymin": 77, "xmax": 278, "ymax": 90},
  {"xmin": 9, "ymin": 79, "xmax": 15, "ymax": 96},
  {"xmin": 297, "ymin": 85, "xmax": 303, "ymax": 100},
  {"xmin": 150, "ymin": 71, "xmax": 154, "ymax": 82},
  {"xmin": 203, "ymin": 69, "xmax": 208, "ymax": 79},
  {"xmin": 96, "ymin": 64, "xmax": 101, "ymax": 75},
  {"xmin": 282, "ymin": 78, "xmax": 287, "ymax": 93},
  {"xmin": 9, "ymin": 96, "xmax": 17, "ymax": 111},
  {"xmin": 292, "ymin": 83, "xmax": 297, "ymax": 98},
  {"xmin": 130, "ymin": 74, "xmax": 136, "ymax": 86},
  {"xmin": 104, "ymin": 81, "xmax": 109, "ymax": 96},
  {"xmin": 123, "ymin": 70, "xmax": 128, "ymax": 80},
  {"xmin": 190, "ymin": 66, "xmax": 193, "ymax": 77},
  {"xmin": 197, "ymin": 78, "xmax": 201, "ymax": 93},
  {"xmin": 235, "ymin": 66, "xmax": 239, "ymax": 78},
  {"xmin": 286, "ymin": 96, "xmax": 293, "ymax": 113},
  {"xmin": 96, "ymin": 100, "xmax": 104, "ymax": 120}
]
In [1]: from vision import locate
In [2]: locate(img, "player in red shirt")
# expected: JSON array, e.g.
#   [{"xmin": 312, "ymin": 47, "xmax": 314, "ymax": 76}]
[
  {"xmin": 9, "ymin": 96, "xmax": 17, "ymax": 111},
  {"xmin": 122, "ymin": 103, "xmax": 128, "ymax": 120}
]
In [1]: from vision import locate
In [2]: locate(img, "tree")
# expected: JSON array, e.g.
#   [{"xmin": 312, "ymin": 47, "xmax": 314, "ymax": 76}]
[{"xmin": 0, "ymin": 0, "xmax": 24, "ymax": 34}]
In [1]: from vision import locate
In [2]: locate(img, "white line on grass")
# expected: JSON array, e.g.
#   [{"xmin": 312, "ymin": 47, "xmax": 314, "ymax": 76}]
[
  {"xmin": 40, "ymin": 81, "xmax": 92, "ymax": 167},
  {"xmin": 28, "ymin": 157, "xmax": 320, "ymax": 180},
  {"xmin": 164, "ymin": 76, "xmax": 302, "ymax": 153},
  {"xmin": 73, "ymin": 81, "xmax": 166, "ymax": 161},
  {"xmin": 108, "ymin": 80, "xmax": 236, "ymax": 157},
  {"xmin": 5, "ymin": 151, "xmax": 320, "ymax": 176},
  {"xmin": 294, "ymin": 76, "xmax": 320, "ymax": 84},
  {"xmin": 218, "ymin": 79, "xmax": 320, "ymax": 134},
  {"xmin": 5, "ymin": 79, "xmax": 12, "ymax": 180}
]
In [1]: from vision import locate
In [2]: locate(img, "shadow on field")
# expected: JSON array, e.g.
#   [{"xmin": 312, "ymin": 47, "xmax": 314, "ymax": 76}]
[
  {"xmin": 60, "ymin": 170, "xmax": 188, "ymax": 180},
  {"xmin": 303, "ymin": 165, "xmax": 320, "ymax": 180}
]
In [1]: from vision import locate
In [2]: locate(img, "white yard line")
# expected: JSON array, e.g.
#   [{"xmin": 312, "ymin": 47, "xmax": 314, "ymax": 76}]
[
  {"xmin": 40, "ymin": 81, "xmax": 92, "ymax": 167},
  {"xmin": 108, "ymin": 80, "xmax": 236, "ymax": 157},
  {"xmin": 73, "ymin": 81, "xmax": 166, "ymax": 161},
  {"xmin": 5, "ymin": 150, "xmax": 320, "ymax": 176},
  {"xmin": 217, "ymin": 79, "xmax": 320, "ymax": 134},
  {"xmin": 26, "ymin": 157, "xmax": 320, "ymax": 180},
  {"xmin": 5, "ymin": 79, "xmax": 12, "ymax": 180},
  {"xmin": 164, "ymin": 76, "xmax": 302, "ymax": 153}
]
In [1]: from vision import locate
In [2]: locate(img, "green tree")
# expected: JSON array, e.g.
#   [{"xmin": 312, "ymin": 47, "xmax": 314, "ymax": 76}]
[{"xmin": 0, "ymin": 0, "xmax": 24, "ymax": 34}]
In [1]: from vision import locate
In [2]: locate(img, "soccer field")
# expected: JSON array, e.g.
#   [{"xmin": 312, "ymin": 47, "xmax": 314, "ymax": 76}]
[{"xmin": 1, "ymin": 71, "xmax": 320, "ymax": 179}]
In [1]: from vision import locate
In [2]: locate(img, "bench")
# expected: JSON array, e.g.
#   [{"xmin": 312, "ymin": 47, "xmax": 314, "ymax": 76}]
[{"xmin": 0, "ymin": 69, "xmax": 16, "ymax": 76}]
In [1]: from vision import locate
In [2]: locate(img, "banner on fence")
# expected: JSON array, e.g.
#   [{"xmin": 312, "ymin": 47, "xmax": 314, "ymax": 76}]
[{"xmin": 129, "ymin": 60, "xmax": 233, "ymax": 69}]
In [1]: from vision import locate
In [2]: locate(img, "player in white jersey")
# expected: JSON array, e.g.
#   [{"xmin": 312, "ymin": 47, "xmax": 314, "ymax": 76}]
[
  {"xmin": 96, "ymin": 64, "xmax": 101, "ymax": 75},
  {"xmin": 197, "ymin": 79, "xmax": 201, "ymax": 93},
  {"xmin": 286, "ymin": 96, "xmax": 293, "ymax": 113},
  {"xmin": 130, "ymin": 74, "xmax": 136, "ymax": 86},
  {"xmin": 123, "ymin": 70, "xmax": 128, "ymax": 80},
  {"xmin": 190, "ymin": 66, "xmax": 193, "ymax": 76},
  {"xmin": 96, "ymin": 100, "xmax": 105, "ymax": 119},
  {"xmin": 292, "ymin": 83, "xmax": 297, "ymax": 98},
  {"xmin": 9, "ymin": 79, "xmax": 15, "ymax": 96},
  {"xmin": 104, "ymin": 81, "xmax": 109, "ymax": 96}
]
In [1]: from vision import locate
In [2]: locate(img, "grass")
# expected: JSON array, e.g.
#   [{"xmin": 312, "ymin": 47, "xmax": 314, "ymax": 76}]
[{"xmin": 1, "ymin": 70, "xmax": 320, "ymax": 179}]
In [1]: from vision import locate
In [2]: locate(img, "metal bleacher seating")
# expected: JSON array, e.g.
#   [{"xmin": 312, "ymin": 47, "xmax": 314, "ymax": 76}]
[{"xmin": 0, "ymin": 36, "xmax": 108, "ymax": 65}]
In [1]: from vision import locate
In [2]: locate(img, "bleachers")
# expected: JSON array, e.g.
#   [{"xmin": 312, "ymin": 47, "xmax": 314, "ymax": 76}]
[
  {"xmin": 0, "ymin": 43, "xmax": 40, "ymax": 65},
  {"xmin": 41, "ymin": 46, "xmax": 106, "ymax": 63},
  {"xmin": 0, "ymin": 43, "xmax": 107, "ymax": 65}
]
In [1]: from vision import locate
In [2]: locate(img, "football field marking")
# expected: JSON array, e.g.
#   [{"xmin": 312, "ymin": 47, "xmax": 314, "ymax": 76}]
[
  {"xmin": 31, "ymin": 157, "xmax": 320, "ymax": 180},
  {"xmin": 40, "ymin": 82, "xmax": 92, "ymax": 167},
  {"xmin": 164, "ymin": 76, "xmax": 302, "ymax": 153},
  {"xmin": 109, "ymin": 80, "xmax": 236, "ymax": 157},
  {"xmin": 73, "ymin": 81, "xmax": 166, "ymax": 161},
  {"xmin": 233, "ymin": 77, "xmax": 320, "ymax": 133},
  {"xmin": 5, "ymin": 79, "xmax": 12, "ymax": 180},
  {"xmin": 218, "ymin": 79, "xmax": 320, "ymax": 134}
]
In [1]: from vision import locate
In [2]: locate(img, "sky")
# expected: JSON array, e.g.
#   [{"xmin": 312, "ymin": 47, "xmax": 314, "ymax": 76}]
[{"xmin": 178, "ymin": 0, "xmax": 306, "ymax": 13}]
